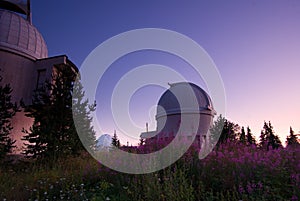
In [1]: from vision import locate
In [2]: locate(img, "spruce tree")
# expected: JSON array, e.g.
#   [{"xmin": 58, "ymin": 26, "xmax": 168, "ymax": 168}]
[
  {"xmin": 210, "ymin": 115, "xmax": 225, "ymax": 146},
  {"xmin": 210, "ymin": 115, "xmax": 239, "ymax": 146},
  {"xmin": 259, "ymin": 121, "xmax": 282, "ymax": 150},
  {"xmin": 111, "ymin": 130, "xmax": 120, "ymax": 148},
  {"xmin": 22, "ymin": 65, "xmax": 96, "ymax": 159},
  {"xmin": 246, "ymin": 126, "xmax": 256, "ymax": 145},
  {"xmin": 286, "ymin": 127, "xmax": 299, "ymax": 146},
  {"xmin": 72, "ymin": 80, "xmax": 96, "ymax": 153},
  {"xmin": 0, "ymin": 72, "xmax": 18, "ymax": 159},
  {"xmin": 239, "ymin": 126, "xmax": 246, "ymax": 144},
  {"xmin": 138, "ymin": 137, "xmax": 145, "ymax": 146}
]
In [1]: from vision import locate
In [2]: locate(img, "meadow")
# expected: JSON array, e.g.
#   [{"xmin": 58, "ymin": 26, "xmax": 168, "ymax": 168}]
[{"xmin": 0, "ymin": 142, "xmax": 299, "ymax": 201}]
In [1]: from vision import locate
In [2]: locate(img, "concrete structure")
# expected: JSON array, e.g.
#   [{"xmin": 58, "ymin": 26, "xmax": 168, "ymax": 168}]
[
  {"xmin": 141, "ymin": 82, "xmax": 216, "ymax": 148},
  {"xmin": 0, "ymin": 1, "xmax": 78, "ymax": 152}
]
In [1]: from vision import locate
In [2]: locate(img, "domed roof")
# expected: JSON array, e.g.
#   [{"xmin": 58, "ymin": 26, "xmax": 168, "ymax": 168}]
[
  {"xmin": 0, "ymin": 9, "xmax": 48, "ymax": 59},
  {"xmin": 156, "ymin": 82, "xmax": 215, "ymax": 119}
]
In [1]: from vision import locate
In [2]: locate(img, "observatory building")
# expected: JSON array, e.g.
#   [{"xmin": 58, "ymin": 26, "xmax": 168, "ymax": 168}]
[
  {"xmin": 0, "ymin": 1, "xmax": 78, "ymax": 152},
  {"xmin": 140, "ymin": 82, "xmax": 216, "ymax": 148}
]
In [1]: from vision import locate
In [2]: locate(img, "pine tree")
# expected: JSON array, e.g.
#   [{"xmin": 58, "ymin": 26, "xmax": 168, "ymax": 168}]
[
  {"xmin": 138, "ymin": 137, "xmax": 145, "ymax": 146},
  {"xmin": 239, "ymin": 126, "xmax": 246, "ymax": 144},
  {"xmin": 0, "ymin": 72, "xmax": 18, "ymax": 159},
  {"xmin": 72, "ymin": 80, "xmax": 96, "ymax": 153},
  {"xmin": 259, "ymin": 121, "xmax": 282, "ymax": 150},
  {"xmin": 111, "ymin": 130, "xmax": 120, "ymax": 148},
  {"xmin": 210, "ymin": 115, "xmax": 225, "ymax": 146},
  {"xmin": 210, "ymin": 115, "xmax": 239, "ymax": 146},
  {"xmin": 286, "ymin": 127, "xmax": 299, "ymax": 146},
  {"xmin": 246, "ymin": 126, "xmax": 256, "ymax": 145},
  {"xmin": 22, "ymin": 65, "xmax": 96, "ymax": 159},
  {"xmin": 259, "ymin": 122, "xmax": 268, "ymax": 149}
]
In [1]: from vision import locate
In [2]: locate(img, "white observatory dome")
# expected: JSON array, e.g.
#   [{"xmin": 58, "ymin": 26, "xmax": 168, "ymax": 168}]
[
  {"xmin": 141, "ymin": 82, "xmax": 216, "ymax": 147},
  {"xmin": 0, "ymin": 9, "xmax": 48, "ymax": 59},
  {"xmin": 156, "ymin": 82, "xmax": 215, "ymax": 120}
]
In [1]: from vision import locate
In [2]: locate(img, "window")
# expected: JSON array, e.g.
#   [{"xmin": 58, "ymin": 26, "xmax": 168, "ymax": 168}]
[{"xmin": 36, "ymin": 69, "xmax": 46, "ymax": 89}]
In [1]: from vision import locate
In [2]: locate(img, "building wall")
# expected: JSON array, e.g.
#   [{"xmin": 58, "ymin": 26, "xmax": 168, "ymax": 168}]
[
  {"xmin": 156, "ymin": 113, "xmax": 212, "ymax": 137},
  {"xmin": 0, "ymin": 51, "xmax": 75, "ymax": 153},
  {"xmin": 144, "ymin": 112, "xmax": 213, "ymax": 148},
  {"xmin": 0, "ymin": 51, "xmax": 36, "ymax": 105},
  {"xmin": 10, "ymin": 110, "xmax": 33, "ymax": 153}
]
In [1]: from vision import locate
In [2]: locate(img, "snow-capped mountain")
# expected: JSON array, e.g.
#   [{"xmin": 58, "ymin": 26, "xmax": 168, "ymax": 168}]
[{"xmin": 95, "ymin": 134, "xmax": 112, "ymax": 151}]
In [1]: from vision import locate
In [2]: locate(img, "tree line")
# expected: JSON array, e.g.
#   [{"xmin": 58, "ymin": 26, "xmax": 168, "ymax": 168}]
[{"xmin": 210, "ymin": 115, "xmax": 299, "ymax": 149}]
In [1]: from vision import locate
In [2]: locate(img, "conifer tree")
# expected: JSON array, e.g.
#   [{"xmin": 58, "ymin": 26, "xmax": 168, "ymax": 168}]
[
  {"xmin": 210, "ymin": 115, "xmax": 225, "ymax": 146},
  {"xmin": 239, "ymin": 126, "xmax": 246, "ymax": 144},
  {"xmin": 138, "ymin": 137, "xmax": 145, "ymax": 146},
  {"xmin": 111, "ymin": 130, "xmax": 120, "ymax": 148},
  {"xmin": 210, "ymin": 115, "xmax": 239, "ymax": 146},
  {"xmin": 246, "ymin": 126, "xmax": 256, "ymax": 145},
  {"xmin": 22, "ymin": 65, "xmax": 96, "ymax": 159},
  {"xmin": 286, "ymin": 126, "xmax": 299, "ymax": 146},
  {"xmin": 0, "ymin": 72, "xmax": 18, "ymax": 159},
  {"xmin": 259, "ymin": 121, "xmax": 282, "ymax": 150}
]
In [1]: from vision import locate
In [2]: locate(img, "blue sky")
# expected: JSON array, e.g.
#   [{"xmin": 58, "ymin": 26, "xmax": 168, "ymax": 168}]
[{"xmin": 32, "ymin": 0, "xmax": 300, "ymax": 145}]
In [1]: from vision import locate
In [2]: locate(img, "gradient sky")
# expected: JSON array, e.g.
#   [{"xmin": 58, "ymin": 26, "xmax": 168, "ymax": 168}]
[{"xmin": 31, "ymin": 0, "xmax": 300, "ymax": 145}]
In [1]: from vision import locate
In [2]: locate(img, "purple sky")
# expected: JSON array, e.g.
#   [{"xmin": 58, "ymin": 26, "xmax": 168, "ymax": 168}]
[{"xmin": 32, "ymin": 0, "xmax": 300, "ymax": 145}]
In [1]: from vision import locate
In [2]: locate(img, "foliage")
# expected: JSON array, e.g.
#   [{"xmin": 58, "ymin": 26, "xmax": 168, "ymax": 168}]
[
  {"xmin": 0, "ymin": 71, "xmax": 18, "ymax": 160},
  {"xmin": 22, "ymin": 65, "xmax": 96, "ymax": 160},
  {"xmin": 286, "ymin": 127, "xmax": 299, "ymax": 147},
  {"xmin": 209, "ymin": 115, "xmax": 225, "ymax": 146},
  {"xmin": 239, "ymin": 126, "xmax": 246, "ymax": 144},
  {"xmin": 210, "ymin": 115, "xmax": 240, "ymax": 146},
  {"xmin": 2, "ymin": 98, "xmax": 298, "ymax": 200},
  {"xmin": 246, "ymin": 126, "xmax": 256, "ymax": 145},
  {"xmin": 259, "ymin": 121, "xmax": 282, "ymax": 150},
  {"xmin": 138, "ymin": 137, "xmax": 145, "ymax": 146},
  {"xmin": 1, "ymin": 142, "xmax": 299, "ymax": 201},
  {"xmin": 111, "ymin": 130, "xmax": 120, "ymax": 148},
  {"xmin": 72, "ymin": 80, "xmax": 97, "ymax": 152}
]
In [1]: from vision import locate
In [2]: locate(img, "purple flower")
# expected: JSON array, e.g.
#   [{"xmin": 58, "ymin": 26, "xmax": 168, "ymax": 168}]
[{"xmin": 291, "ymin": 195, "xmax": 298, "ymax": 201}]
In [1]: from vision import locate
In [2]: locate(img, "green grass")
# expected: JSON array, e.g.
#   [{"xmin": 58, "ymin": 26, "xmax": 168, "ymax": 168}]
[{"xmin": 0, "ymin": 144, "xmax": 299, "ymax": 201}]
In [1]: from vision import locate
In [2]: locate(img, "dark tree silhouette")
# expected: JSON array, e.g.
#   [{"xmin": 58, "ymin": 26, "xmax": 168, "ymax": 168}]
[
  {"xmin": 246, "ymin": 126, "xmax": 256, "ymax": 145},
  {"xmin": 239, "ymin": 126, "xmax": 246, "ymax": 144},
  {"xmin": 210, "ymin": 115, "xmax": 225, "ymax": 146},
  {"xmin": 210, "ymin": 115, "xmax": 239, "ymax": 146},
  {"xmin": 286, "ymin": 126, "xmax": 299, "ymax": 146},
  {"xmin": 139, "ymin": 137, "xmax": 145, "ymax": 146},
  {"xmin": 0, "ymin": 71, "xmax": 18, "ymax": 159},
  {"xmin": 259, "ymin": 121, "xmax": 282, "ymax": 150},
  {"xmin": 111, "ymin": 130, "xmax": 120, "ymax": 148},
  {"xmin": 22, "ymin": 65, "xmax": 96, "ymax": 160}
]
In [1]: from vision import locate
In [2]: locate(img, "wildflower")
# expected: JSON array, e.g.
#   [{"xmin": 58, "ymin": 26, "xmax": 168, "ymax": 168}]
[
  {"xmin": 238, "ymin": 184, "xmax": 244, "ymax": 194},
  {"xmin": 291, "ymin": 195, "xmax": 298, "ymax": 201},
  {"xmin": 246, "ymin": 182, "xmax": 253, "ymax": 194},
  {"xmin": 257, "ymin": 181, "xmax": 263, "ymax": 189},
  {"xmin": 106, "ymin": 197, "xmax": 111, "ymax": 201}
]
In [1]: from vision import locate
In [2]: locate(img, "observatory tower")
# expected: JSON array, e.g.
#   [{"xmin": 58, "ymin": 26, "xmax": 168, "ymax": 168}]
[
  {"xmin": 0, "ymin": 0, "xmax": 78, "ymax": 152},
  {"xmin": 141, "ymin": 82, "xmax": 216, "ymax": 148}
]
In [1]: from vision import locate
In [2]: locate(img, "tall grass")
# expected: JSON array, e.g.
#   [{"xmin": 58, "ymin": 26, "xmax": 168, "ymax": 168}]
[{"xmin": 1, "ymin": 142, "xmax": 299, "ymax": 200}]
